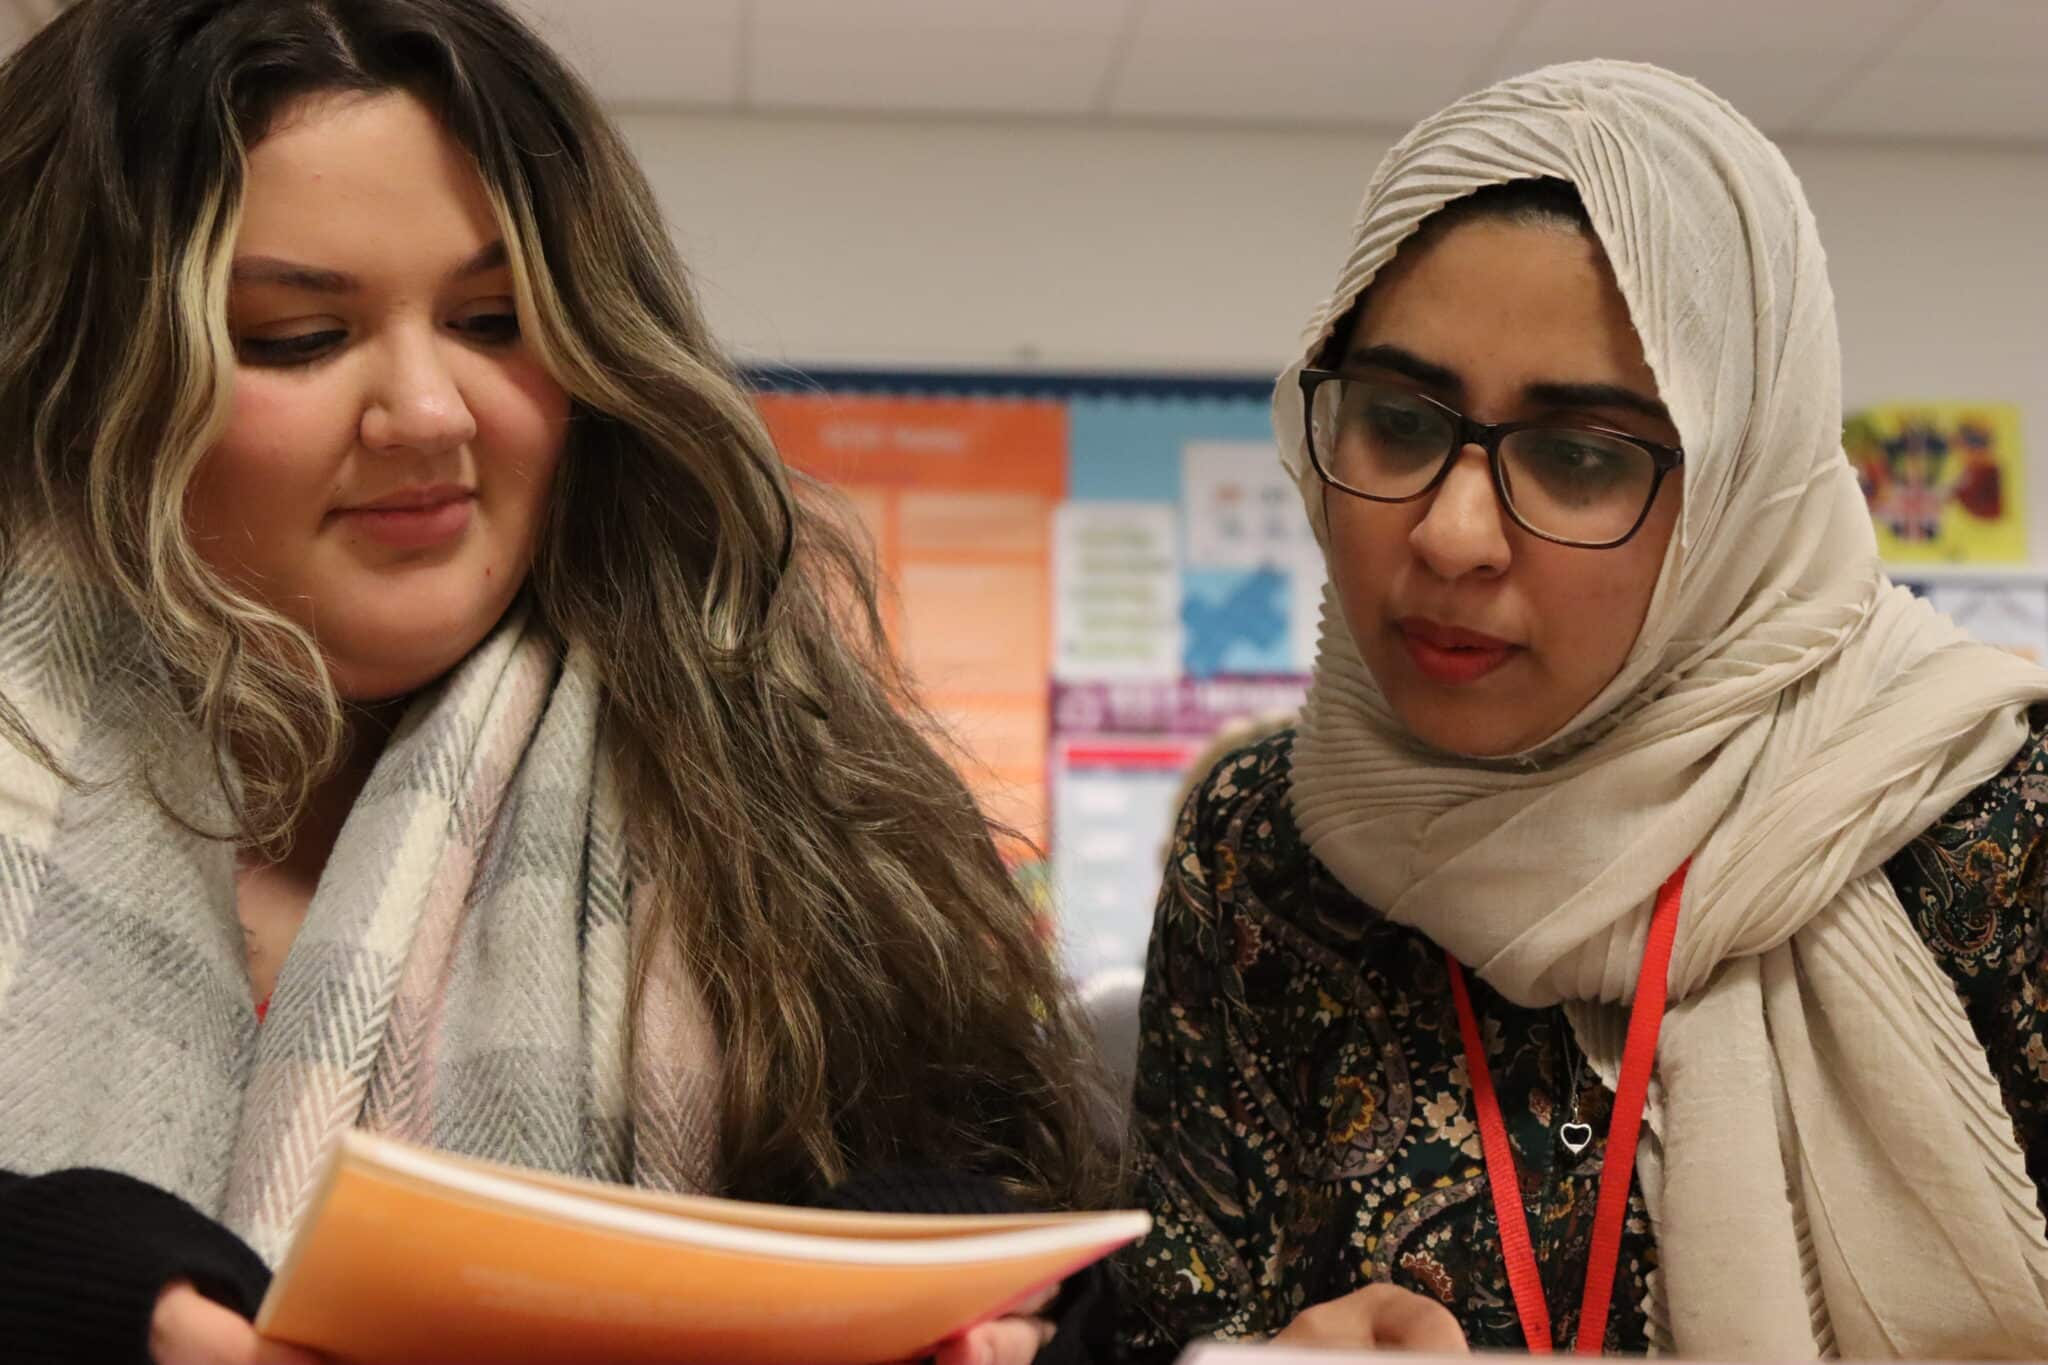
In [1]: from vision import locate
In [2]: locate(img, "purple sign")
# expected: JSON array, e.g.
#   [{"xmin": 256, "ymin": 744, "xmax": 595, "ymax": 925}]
[{"xmin": 1051, "ymin": 676, "xmax": 1309, "ymax": 738}]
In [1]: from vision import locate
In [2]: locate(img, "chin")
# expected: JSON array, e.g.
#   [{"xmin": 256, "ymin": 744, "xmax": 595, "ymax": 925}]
[
  {"xmin": 328, "ymin": 657, "xmax": 470, "ymax": 704},
  {"xmin": 1374, "ymin": 674, "xmax": 1544, "ymax": 759},
  {"xmin": 323, "ymin": 609, "xmax": 517, "ymax": 703},
  {"xmin": 1357, "ymin": 635, "xmax": 1551, "ymax": 758},
  {"xmin": 1407, "ymin": 713, "xmax": 1521, "ymax": 759}
]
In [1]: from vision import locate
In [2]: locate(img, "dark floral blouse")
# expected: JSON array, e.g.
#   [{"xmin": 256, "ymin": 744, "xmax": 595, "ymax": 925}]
[{"xmin": 1112, "ymin": 720, "xmax": 2048, "ymax": 1361}]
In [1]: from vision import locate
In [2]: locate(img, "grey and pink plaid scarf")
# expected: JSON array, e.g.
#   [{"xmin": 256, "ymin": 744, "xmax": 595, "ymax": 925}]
[{"xmin": 0, "ymin": 547, "xmax": 720, "ymax": 1264}]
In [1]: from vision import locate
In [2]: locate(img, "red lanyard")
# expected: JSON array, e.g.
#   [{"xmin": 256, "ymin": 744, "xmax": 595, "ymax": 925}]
[{"xmin": 1444, "ymin": 861, "xmax": 1688, "ymax": 1355}]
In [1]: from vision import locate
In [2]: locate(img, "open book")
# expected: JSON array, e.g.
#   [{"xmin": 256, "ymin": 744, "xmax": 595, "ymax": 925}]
[{"xmin": 256, "ymin": 1131, "xmax": 1150, "ymax": 1365}]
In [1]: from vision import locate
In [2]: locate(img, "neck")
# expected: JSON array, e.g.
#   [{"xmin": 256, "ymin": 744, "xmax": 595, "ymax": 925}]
[{"xmin": 241, "ymin": 698, "xmax": 405, "ymax": 875}]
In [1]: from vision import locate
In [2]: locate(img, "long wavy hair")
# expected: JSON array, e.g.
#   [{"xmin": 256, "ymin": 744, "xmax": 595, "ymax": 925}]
[{"xmin": 0, "ymin": 0, "xmax": 1114, "ymax": 1208}]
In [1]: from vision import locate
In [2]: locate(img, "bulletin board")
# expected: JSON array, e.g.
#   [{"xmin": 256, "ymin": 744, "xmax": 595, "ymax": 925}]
[{"xmin": 750, "ymin": 367, "xmax": 1312, "ymax": 977}]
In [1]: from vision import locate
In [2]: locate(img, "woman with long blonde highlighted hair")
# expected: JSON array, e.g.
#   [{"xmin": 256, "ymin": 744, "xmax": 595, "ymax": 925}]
[{"xmin": 0, "ymin": 2, "xmax": 1111, "ymax": 1360}]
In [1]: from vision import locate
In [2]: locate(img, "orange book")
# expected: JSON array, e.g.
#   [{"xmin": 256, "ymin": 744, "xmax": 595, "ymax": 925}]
[{"xmin": 256, "ymin": 1132, "xmax": 1150, "ymax": 1365}]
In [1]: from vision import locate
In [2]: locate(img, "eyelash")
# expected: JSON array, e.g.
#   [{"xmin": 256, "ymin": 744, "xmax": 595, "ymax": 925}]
[{"xmin": 235, "ymin": 312, "xmax": 523, "ymax": 369}]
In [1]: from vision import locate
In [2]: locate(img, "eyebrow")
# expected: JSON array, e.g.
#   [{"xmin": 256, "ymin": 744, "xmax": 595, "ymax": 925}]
[
  {"xmin": 229, "ymin": 239, "xmax": 509, "ymax": 293},
  {"xmin": 1345, "ymin": 343, "xmax": 1459, "ymax": 391},
  {"xmin": 1344, "ymin": 341, "xmax": 1672, "ymax": 425},
  {"xmin": 1525, "ymin": 380, "xmax": 1672, "ymax": 425}
]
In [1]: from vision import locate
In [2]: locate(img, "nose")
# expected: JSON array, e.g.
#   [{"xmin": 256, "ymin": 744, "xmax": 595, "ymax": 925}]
[
  {"xmin": 358, "ymin": 328, "xmax": 478, "ymax": 456},
  {"xmin": 1409, "ymin": 445, "xmax": 1511, "ymax": 580}
]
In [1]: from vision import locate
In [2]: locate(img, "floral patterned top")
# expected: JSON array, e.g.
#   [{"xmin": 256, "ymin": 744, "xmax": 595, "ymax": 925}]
[{"xmin": 1113, "ymin": 720, "xmax": 2048, "ymax": 1361}]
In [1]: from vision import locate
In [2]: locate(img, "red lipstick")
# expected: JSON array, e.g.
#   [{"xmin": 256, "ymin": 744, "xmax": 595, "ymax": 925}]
[{"xmin": 1396, "ymin": 617, "xmax": 1519, "ymax": 685}]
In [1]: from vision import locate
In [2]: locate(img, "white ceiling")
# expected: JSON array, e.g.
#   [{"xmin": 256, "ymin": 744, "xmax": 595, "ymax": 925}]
[
  {"xmin": 508, "ymin": 0, "xmax": 2048, "ymax": 145},
  {"xmin": 4, "ymin": 0, "xmax": 2043, "ymax": 145}
]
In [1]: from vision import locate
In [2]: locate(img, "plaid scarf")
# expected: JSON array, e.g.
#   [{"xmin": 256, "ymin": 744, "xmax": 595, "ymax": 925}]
[{"xmin": 0, "ymin": 550, "xmax": 719, "ymax": 1264}]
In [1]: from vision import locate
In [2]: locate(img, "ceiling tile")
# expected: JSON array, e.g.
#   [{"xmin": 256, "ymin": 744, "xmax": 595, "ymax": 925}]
[
  {"xmin": 1887, "ymin": 0, "xmax": 2048, "ymax": 62},
  {"xmin": 1808, "ymin": 53, "xmax": 2048, "ymax": 141},
  {"xmin": 753, "ymin": 0, "xmax": 1129, "ymax": 36},
  {"xmin": 511, "ymin": 1, "xmax": 743, "ymax": 105},
  {"xmin": 1517, "ymin": 0, "xmax": 1923, "ymax": 54},
  {"xmin": 1111, "ymin": 34, "xmax": 1484, "ymax": 125},
  {"xmin": 750, "ymin": 22, "xmax": 1115, "ymax": 115},
  {"xmin": 1129, "ymin": 0, "xmax": 1535, "ymax": 45},
  {"xmin": 1480, "ymin": 40, "xmax": 1875, "ymax": 132}
]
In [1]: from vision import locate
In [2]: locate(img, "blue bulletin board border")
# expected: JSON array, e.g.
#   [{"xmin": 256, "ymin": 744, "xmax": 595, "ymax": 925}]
[{"xmin": 742, "ymin": 363, "xmax": 1274, "ymax": 404}]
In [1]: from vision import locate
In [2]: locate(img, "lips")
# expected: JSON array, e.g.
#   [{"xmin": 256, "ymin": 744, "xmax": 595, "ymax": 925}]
[
  {"xmin": 332, "ymin": 484, "xmax": 475, "ymax": 551},
  {"xmin": 1395, "ymin": 616, "xmax": 1520, "ymax": 685},
  {"xmin": 344, "ymin": 483, "xmax": 474, "ymax": 513}
]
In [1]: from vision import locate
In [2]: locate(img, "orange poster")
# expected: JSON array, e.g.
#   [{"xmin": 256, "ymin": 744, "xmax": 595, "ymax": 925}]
[{"xmin": 758, "ymin": 392, "xmax": 1066, "ymax": 850}]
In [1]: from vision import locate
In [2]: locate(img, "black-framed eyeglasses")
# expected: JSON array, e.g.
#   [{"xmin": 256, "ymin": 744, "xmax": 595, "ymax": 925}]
[{"xmin": 1299, "ymin": 368, "xmax": 1684, "ymax": 549}]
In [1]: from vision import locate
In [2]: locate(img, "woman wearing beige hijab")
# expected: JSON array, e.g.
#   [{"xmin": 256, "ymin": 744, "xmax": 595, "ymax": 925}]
[{"xmin": 1116, "ymin": 61, "xmax": 2048, "ymax": 1359}]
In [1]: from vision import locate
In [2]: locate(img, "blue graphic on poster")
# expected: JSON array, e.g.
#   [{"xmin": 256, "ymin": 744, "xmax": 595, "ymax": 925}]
[{"xmin": 1182, "ymin": 566, "xmax": 1290, "ymax": 676}]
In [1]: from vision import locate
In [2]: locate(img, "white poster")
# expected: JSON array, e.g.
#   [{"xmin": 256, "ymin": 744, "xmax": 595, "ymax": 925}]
[
  {"xmin": 1051, "ymin": 744, "xmax": 1196, "ymax": 981},
  {"xmin": 1922, "ymin": 579, "xmax": 2048, "ymax": 664},
  {"xmin": 1053, "ymin": 502, "xmax": 1181, "ymax": 680},
  {"xmin": 1180, "ymin": 439, "xmax": 1315, "ymax": 568}
]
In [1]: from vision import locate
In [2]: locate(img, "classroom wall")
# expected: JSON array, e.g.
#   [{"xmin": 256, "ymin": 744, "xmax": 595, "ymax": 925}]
[{"xmin": 617, "ymin": 110, "xmax": 2048, "ymax": 552}]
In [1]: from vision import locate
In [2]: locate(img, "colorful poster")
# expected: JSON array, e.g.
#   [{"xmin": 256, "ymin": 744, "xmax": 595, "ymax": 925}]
[
  {"xmin": 1848, "ymin": 403, "xmax": 2027, "ymax": 563},
  {"xmin": 756, "ymin": 376, "xmax": 1321, "ymax": 972},
  {"xmin": 758, "ymin": 392, "xmax": 1065, "ymax": 851}
]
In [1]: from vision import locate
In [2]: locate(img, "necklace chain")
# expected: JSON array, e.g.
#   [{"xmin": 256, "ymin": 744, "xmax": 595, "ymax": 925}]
[{"xmin": 1558, "ymin": 1031, "xmax": 1588, "ymax": 1142}]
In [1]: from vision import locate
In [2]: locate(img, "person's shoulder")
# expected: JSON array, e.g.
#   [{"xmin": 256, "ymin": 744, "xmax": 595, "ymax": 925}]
[
  {"xmin": 1178, "ymin": 727, "xmax": 1299, "ymax": 853},
  {"xmin": 1887, "ymin": 704, "xmax": 2048, "ymax": 974},
  {"xmin": 1920, "ymin": 702, "xmax": 2048, "ymax": 839},
  {"xmin": 1173, "ymin": 726, "xmax": 1361, "ymax": 928}
]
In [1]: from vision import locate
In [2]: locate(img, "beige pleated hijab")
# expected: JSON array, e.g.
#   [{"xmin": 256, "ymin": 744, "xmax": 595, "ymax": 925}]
[{"xmin": 1282, "ymin": 60, "xmax": 2048, "ymax": 1358}]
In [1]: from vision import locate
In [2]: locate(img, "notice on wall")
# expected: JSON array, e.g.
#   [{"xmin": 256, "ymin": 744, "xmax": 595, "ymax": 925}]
[
  {"xmin": 1052, "ymin": 502, "xmax": 1181, "ymax": 681},
  {"xmin": 1049, "ymin": 677, "xmax": 1308, "ymax": 978},
  {"xmin": 1050, "ymin": 736, "xmax": 1205, "ymax": 981},
  {"xmin": 1900, "ymin": 576, "xmax": 2048, "ymax": 664},
  {"xmin": 1178, "ymin": 440, "xmax": 1328, "ymax": 677}
]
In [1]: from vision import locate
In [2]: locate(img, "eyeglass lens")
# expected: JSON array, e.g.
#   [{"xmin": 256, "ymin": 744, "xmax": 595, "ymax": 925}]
[{"xmin": 1316, "ymin": 378, "xmax": 1659, "ymax": 545}]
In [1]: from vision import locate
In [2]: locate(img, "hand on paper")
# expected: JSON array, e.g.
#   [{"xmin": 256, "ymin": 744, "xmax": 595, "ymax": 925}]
[
  {"xmin": 1272, "ymin": 1283, "xmax": 1469, "ymax": 1353},
  {"xmin": 928, "ymin": 1313, "xmax": 1058, "ymax": 1365},
  {"xmin": 150, "ymin": 1282, "xmax": 328, "ymax": 1365},
  {"xmin": 897, "ymin": 1286, "xmax": 1057, "ymax": 1365}
]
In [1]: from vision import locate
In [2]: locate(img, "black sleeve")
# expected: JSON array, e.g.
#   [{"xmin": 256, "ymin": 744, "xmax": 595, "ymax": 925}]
[
  {"xmin": 0, "ymin": 1167, "xmax": 272, "ymax": 1365},
  {"xmin": 812, "ymin": 1167, "xmax": 1112, "ymax": 1365}
]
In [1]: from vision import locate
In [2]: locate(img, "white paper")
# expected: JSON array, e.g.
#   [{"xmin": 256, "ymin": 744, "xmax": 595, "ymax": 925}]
[
  {"xmin": 1054, "ymin": 502, "xmax": 1182, "ymax": 680},
  {"xmin": 1181, "ymin": 439, "xmax": 1319, "ymax": 569}
]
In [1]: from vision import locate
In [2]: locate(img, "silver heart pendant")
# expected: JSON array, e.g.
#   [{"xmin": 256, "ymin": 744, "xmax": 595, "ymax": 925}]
[{"xmin": 1560, "ymin": 1122, "xmax": 1593, "ymax": 1155}]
